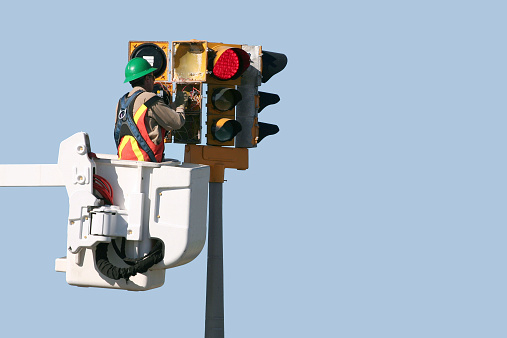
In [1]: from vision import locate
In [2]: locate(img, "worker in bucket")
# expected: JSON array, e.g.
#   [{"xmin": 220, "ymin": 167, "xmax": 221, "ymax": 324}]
[{"xmin": 114, "ymin": 57, "xmax": 188, "ymax": 162}]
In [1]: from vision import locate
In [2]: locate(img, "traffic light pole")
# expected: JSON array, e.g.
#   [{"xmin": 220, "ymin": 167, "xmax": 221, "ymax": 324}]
[
  {"xmin": 184, "ymin": 145, "xmax": 249, "ymax": 338},
  {"xmin": 205, "ymin": 182, "xmax": 224, "ymax": 338}
]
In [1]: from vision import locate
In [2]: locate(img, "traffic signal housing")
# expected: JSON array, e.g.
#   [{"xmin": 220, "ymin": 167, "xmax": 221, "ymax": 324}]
[
  {"xmin": 171, "ymin": 40, "xmax": 207, "ymax": 144},
  {"xmin": 172, "ymin": 40, "xmax": 207, "ymax": 82},
  {"xmin": 205, "ymin": 43, "xmax": 250, "ymax": 146},
  {"xmin": 207, "ymin": 42, "xmax": 250, "ymax": 84},
  {"xmin": 128, "ymin": 41, "xmax": 170, "ymax": 82},
  {"xmin": 172, "ymin": 82, "xmax": 203, "ymax": 144},
  {"xmin": 235, "ymin": 46, "xmax": 287, "ymax": 148},
  {"xmin": 171, "ymin": 41, "xmax": 251, "ymax": 147},
  {"xmin": 206, "ymin": 85, "xmax": 243, "ymax": 146}
]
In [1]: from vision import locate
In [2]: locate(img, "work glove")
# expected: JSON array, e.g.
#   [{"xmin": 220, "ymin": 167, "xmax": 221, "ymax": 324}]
[{"xmin": 174, "ymin": 91, "xmax": 190, "ymax": 111}]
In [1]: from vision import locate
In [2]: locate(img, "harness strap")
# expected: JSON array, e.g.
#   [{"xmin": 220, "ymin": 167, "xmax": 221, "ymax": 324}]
[
  {"xmin": 114, "ymin": 90, "xmax": 159, "ymax": 162},
  {"xmin": 114, "ymin": 90, "xmax": 142, "ymax": 147}
]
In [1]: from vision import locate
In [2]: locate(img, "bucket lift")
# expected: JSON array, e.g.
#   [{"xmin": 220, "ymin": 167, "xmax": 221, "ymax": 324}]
[{"xmin": 0, "ymin": 132, "xmax": 210, "ymax": 291}]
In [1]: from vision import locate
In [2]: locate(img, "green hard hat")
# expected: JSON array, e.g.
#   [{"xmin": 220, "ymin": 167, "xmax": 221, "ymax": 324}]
[{"xmin": 124, "ymin": 57, "xmax": 158, "ymax": 83}]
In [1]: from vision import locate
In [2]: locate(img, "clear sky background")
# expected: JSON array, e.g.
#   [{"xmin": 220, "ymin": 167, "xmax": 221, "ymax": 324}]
[{"xmin": 0, "ymin": 1, "xmax": 505, "ymax": 337}]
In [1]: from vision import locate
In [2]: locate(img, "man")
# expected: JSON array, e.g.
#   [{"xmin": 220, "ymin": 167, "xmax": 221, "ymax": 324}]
[{"xmin": 114, "ymin": 57, "xmax": 187, "ymax": 162}]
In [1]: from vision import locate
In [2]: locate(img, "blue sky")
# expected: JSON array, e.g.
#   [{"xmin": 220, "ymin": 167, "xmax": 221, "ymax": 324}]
[{"xmin": 0, "ymin": 1, "xmax": 506, "ymax": 337}]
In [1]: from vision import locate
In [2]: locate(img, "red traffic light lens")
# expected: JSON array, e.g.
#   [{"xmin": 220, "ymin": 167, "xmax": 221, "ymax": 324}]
[
  {"xmin": 213, "ymin": 49, "xmax": 239, "ymax": 80},
  {"xmin": 212, "ymin": 48, "xmax": 250, "ymax": 80}
]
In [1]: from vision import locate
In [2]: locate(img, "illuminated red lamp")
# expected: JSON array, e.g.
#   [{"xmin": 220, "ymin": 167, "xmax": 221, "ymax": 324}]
[{"xmin": 211, "ymin": 47, "xmax": 250, "ymax": 80}]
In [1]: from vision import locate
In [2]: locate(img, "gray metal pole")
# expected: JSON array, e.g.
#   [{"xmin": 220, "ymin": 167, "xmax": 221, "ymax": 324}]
[{"xmin": 205, "ymin": 182, "xmax": 224, "ymax": 338}]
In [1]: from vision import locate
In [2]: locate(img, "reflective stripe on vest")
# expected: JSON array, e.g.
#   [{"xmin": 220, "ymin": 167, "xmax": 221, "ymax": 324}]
[
  {"xmin": 115, "ymin": 92, "xmax": 165, "ymax": 162},
  {"xmin": 118, "ymin": 136, "xmax": 145, "ymax": 161}
]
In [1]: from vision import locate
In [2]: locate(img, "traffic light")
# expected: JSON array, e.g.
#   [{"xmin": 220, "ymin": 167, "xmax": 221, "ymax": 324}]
[
  {"xmin": 206, "ymin": 85, "xmax": 243, "ymax": 146},
  {"xmin": 165, "ymin": 40, "xmax": 257, "ymax": 147},
  {"xmin": 235, "ymin": 46, "xmax": 287, "ymax": 148},
  {"xmin": 205, "ymin": 43, "xmax": 250, "ymax": 146},
  {"xmin": 128, "ymin": 41, "xmax": 170, "ymax": 81},
  {"xmin": 207, "ymin": 42, "xmax": 250, "ymax": 84}
]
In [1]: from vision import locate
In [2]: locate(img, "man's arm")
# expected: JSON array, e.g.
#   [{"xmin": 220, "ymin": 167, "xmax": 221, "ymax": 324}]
[{"xmin": 150, "ymin": 99, "xmax": 185, "ymax": 131}]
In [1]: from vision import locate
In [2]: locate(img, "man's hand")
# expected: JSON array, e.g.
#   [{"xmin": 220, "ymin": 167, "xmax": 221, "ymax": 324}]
[{"xmin": 175, "ymin": 91, "xmax": 190, "ymax": 110}]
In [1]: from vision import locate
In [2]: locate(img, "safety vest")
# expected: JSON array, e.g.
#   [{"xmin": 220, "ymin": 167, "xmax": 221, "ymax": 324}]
[{"xmin": 114, "ymin": 90, "xmax": 166, "ymax": 162}]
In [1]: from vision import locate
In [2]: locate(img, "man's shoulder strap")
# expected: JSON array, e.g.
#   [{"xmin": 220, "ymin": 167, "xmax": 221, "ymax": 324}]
[{"xmin": 119, "ymin": 90, "xmax": 144, "ymax": 111}]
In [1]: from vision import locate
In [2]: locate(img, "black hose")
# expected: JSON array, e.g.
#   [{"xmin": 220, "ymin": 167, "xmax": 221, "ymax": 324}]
[{"xmin": 95, "ymin": 238, "xmax": 164, "ymax": 280}]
